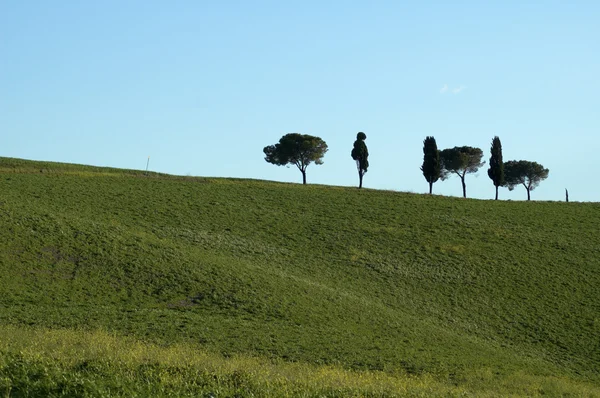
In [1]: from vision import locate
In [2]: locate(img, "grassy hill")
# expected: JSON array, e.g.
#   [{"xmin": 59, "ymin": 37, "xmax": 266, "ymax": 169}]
[{"xmin": 0, "ymin": 157, "xmax": 599, "ymax": 396}]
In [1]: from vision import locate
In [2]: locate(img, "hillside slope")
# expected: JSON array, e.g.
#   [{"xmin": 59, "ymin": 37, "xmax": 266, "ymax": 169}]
[{"xmin": 0, "ymin": 157, "xmax": 599, "ymax": 394}]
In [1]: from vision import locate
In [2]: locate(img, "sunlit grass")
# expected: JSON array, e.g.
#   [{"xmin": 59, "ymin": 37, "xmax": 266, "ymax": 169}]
[{"xmin": 1, "ymin": 325, "xmax": 597, "ymax": 397}]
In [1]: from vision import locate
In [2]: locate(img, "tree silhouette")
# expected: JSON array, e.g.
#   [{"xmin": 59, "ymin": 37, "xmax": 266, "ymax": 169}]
[
  {"xmin": 487, "ymin": 136, "xmax": 505, "ymax": 200},
  {"xmin": 440, "ymin": 146, "xmax": 485, "ymax": 198},
  {"xmin": 351, "ymin": 132, "xmax": 369, "ymax": 189},
  {"xmin": 263, "ymin": 133, "xmax": 328, "ymax": 185},
  {"xmin": 503, "ymin": 160, "xmax": 549, "ymax": 201},
  {"xmin": 420, "ymin": 136, "xmax": 440, "ymax": 194}
]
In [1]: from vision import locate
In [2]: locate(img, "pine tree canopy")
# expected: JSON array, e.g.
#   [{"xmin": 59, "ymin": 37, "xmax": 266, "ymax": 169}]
[
  {"xmin": 503, "ymin": 160, "xmax": 549, "ymax": 191},
  {"xmin": 440, "ymin": 146, "xmax": 485, "ymax": 178}
]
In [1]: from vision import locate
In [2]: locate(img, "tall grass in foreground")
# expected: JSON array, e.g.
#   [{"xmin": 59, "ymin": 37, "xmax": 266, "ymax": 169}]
[{"xmin": 1, "ymin": 325, "xmax": 597, "ymax": 397}]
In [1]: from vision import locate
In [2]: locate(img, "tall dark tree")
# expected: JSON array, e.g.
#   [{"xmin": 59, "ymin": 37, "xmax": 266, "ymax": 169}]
[
  {"xmin": 503, "ymin": 160, "xmax": 549, "ymax": 201},
  {"xmin": 263, "ymin": 133, "xmax": 328, "ymax": 185},
  {"xmin": 440, "ymin": 146, "xmax": 485, "ymax": 198},
  {"xmin": 487, "ymin": 136, "xmax": 505, "ymax": 200},
  {"xmin": 351, "ymin": 132, "xmax": 369, "ymax": 189},
  {"xmin": 420, "ymin": 136, "xmax": 440, "ymax": 194}
]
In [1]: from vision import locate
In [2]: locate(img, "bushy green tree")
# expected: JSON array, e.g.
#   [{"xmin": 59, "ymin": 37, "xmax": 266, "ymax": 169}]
[
  {"xmin": 420, "ymin": 136, "xmax": 440, "ymax": 194},
  {"xmin": 351, "ymin": 132, "xmax": 369, "ymax": 189},
  {"xmin": 487, "ymin": 136, "xmax": 505, "ymax": 200},
  {"xmin": 263, "ymin": 133, "xmax": 328, "ymax": 185},
  {"xmin": 503, "ymin": 160, "xmax": 549, "ymax": 201},
  {"xmin": 440, "ymin": 146, "xmax": 485, "ymax": 198}
]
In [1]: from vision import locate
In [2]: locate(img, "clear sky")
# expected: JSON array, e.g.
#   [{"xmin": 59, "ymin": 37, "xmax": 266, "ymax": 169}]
[{"xmin": 2, "ymin": 1, "xmax": 598, "ymax": 201}]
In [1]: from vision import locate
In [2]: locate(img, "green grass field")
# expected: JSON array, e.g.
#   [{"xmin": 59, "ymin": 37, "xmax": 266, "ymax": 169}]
[{"xmin": 0, "ymin": 157, "xmax": 599, "ymax": 396}]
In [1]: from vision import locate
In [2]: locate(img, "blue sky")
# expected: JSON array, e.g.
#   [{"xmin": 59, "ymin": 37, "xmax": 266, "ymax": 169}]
[{"xmin": 2, "ymin": 1, "xmax": 598, "ymax": 201}]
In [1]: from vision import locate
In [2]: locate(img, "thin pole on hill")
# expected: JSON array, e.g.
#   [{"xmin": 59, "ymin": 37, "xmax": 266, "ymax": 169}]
[{"xmin": 145, "ymin": 156, "xmax": 150, "ymax": 175}]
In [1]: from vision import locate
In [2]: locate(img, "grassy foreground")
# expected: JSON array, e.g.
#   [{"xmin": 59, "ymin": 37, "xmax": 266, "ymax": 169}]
[
  {"xmin": 1, "ymin": 326, "xmax": 597, "ymax": 397},
  {"xmin": 0, "ymin": 157, "xmax": 599, "ymax": 396}
]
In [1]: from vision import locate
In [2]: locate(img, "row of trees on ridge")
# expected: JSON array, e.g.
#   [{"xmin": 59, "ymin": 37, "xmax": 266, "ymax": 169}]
[
  {"xmin": 263, "ymin": 133, "xmax": 549, "ymax": 200},
  {"xmin": 421, "ymin": 136, "xmax": 549, "ymax": 200}
]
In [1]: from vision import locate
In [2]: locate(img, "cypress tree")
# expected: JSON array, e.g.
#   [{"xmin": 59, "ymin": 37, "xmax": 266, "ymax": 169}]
[
  {"xmin": 420, "ymin": 136, "xmax": 440, "ymax": 194},
  {"xmin": 487, "ymin": 136, "xmax": 504, "ymax": 200},
  {"xmin": 351, "ymin": 132, "xmax": 369, "ymax": 189}
]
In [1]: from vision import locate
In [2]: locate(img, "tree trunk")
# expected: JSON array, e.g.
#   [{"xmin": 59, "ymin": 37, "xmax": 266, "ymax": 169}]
[
  {"xmin": 358, "ymin": 172, "xmax": 363, "ymax": 189},
  {"xmin": 461, "ymin": 177, "xmax": 467, "ymax": 198},
  {"xmin": 495, "ymin": 185, "xmax": 498, "ymax": 200},
  {"xmin": 526, "ymin": 188, "xmax": 531, "ymax": 201},
  {"xmin": 302, "ymin": 170, "xmax": 307, "ymax": 185},
  {"xmin": 429, "ymin": 180, "xmax": 433, "ymax": 194}
]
